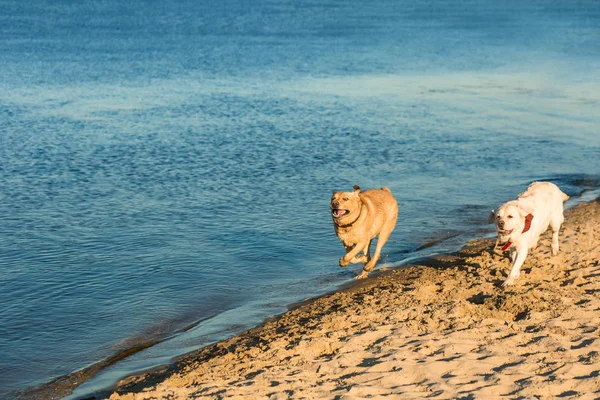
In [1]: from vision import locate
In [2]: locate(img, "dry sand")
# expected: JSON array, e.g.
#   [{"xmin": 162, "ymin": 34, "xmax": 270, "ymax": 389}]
[{"xmin": 108, "ymin": 200, "xmax": 600, "ymax": 400}]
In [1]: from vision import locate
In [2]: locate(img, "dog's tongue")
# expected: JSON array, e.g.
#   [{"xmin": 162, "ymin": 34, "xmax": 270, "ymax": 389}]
[{"xmin": 335, "ymin": 209, "xmax": 345, "ymax": 218}]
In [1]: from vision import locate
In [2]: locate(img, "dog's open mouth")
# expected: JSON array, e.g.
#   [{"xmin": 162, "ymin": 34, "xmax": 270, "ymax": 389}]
[
  {"xmin": 497, "ymin": 229, "xmax": 513, "ymax": 235},
  {"xmin": 332, "ymin": 209, "xmax": 349, "ymax": 218}
]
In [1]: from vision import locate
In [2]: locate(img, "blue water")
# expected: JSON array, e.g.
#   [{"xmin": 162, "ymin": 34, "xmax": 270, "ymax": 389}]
[{"xmin": 1, "ymin": 0, "xmax": 599, "ymax": 398}]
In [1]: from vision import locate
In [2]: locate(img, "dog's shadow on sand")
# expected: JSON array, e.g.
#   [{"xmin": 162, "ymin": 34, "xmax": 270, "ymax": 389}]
[{"xmin": 410, "ymin": 238, "xmax": 540, "ymax": 289}]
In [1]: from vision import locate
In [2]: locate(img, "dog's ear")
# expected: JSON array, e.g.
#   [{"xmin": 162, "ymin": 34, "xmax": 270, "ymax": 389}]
[
  {"xmin": 353, "ymin": 185, "xmax": 361, "ymax": 198},
  {"xmin": 487, "ymin": 210, "xmax": 496, "ymax": 224},
  {"xmin": 517, "ymin": 201, "xmax": 533, "ymax": 217}
]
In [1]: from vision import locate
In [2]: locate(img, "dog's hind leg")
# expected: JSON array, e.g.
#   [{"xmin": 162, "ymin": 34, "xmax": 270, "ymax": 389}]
[
  {"xmin": 344, "ymin": 240, "xmax": 371, "ymax": 264},
  {"xmin": 350, "ymin": 255, "xmax": 369, "ymax": 264},
  {"xmin": 358, "ymin": 236, "xmax": 387, "ymax": 278},
  {"xmin": 550, "ymin": 212, "xmax": 564, "ymax": 255},
  {"xmin": 340, "ymin": 241, "xmax": 369, "ymax": 267},
  {"xmin": 357, "ymin": 219, "xmax": 396, "ymax": 280},
  {"xmin": 359, "ymin": 239, "xmax": 373, "ymax": 264}
]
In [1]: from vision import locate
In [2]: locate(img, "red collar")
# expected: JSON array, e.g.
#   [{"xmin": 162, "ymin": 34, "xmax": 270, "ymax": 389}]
[{"xmin": 500, "ymin": 214, "xmax": 533, "ymax": 251}]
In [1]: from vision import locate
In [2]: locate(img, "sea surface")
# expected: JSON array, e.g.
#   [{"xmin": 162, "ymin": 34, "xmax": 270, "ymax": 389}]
[{"xmin": 1, "ymin": 0, "xmax": 599, "ymax": 398}]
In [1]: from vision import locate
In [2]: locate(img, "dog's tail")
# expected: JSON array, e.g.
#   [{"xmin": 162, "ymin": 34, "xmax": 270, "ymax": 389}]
[
  {"xmin": 381, "ymin": 186, "xmax": 391, "ymax": 193},
  {"xmin": 562, "ymin": 191, "xmax": 570, "ymax": 202}
]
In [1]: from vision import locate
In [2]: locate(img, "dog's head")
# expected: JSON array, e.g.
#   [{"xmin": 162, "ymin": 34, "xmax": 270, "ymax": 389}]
[
  {"xmin": 331, "ymin": 185, "xmax": 362, "ymax": 225},
  {"xmin": 488, "ymin": 200, "xmax": 533, "ymax": 237}
]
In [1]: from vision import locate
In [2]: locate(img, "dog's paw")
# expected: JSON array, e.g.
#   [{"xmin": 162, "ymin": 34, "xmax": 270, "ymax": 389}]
[
  {"xmin": 356, "ymin": 271, "xmax": 369, "ymax": 280},
  {"xmin": 339, "ymin": 257, "xmax": 349, "ymax": 267},
  {"xmin": 502, "ymin": 277, "xmax": 517, "ymax": 287}
]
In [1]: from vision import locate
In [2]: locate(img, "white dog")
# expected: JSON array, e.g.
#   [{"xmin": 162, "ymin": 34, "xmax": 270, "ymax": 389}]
[{"xmin": 488, "ymin": 182, "xmax": 569, "ymax": 286}]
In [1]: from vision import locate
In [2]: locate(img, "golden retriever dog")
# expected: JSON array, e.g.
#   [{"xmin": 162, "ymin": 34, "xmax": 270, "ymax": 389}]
[
  {"xmin": 330, "ymin": 185, "xmax": 398, "ymax": 279},
  {"xmin": 488, "ymin": 182, "xmax": 569, "ymax": 286}
]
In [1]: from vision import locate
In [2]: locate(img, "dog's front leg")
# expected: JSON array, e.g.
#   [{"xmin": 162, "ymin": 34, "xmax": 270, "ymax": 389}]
[
  {"xmin": 349, "ymin": 240, "xmax": 371, "ymax": 264},
  {"xmin": 551, "ymin": 229, "xmax": 560, "ymax": 255},
  {"xmin": 339, "ymin": 242, "xmax": 367, "ymax": 267},
  {"xmin": 509, "ymin": 248, "xmax": 517, "ymax": 263},
  {"xmin": 503, "ymin": 247, "xmax": 528, "ymax": 286}
]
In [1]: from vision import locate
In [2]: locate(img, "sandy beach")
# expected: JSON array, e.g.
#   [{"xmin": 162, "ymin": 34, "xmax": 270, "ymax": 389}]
[{"xmin": 107, "ymin": 199, "xmax": 600, "ymax": 399}]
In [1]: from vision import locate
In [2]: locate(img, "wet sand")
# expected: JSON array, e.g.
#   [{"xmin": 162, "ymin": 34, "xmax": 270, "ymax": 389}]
[{"xmin": 101, "ymin": 199, "xmax": 600, "ymax": 399}]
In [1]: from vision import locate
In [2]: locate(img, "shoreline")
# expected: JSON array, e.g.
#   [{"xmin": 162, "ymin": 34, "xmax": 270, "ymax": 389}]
[
  {"xmin": 13, "ymin": 238, "xmax": 475, "ymax": 400},
  {"xmin": 16, "ymin": 196, "xmax": 600, "ymax": 400},
  {"xmin": 102, "ymin": 198, "xmax": 600, "ymax": 399}
]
